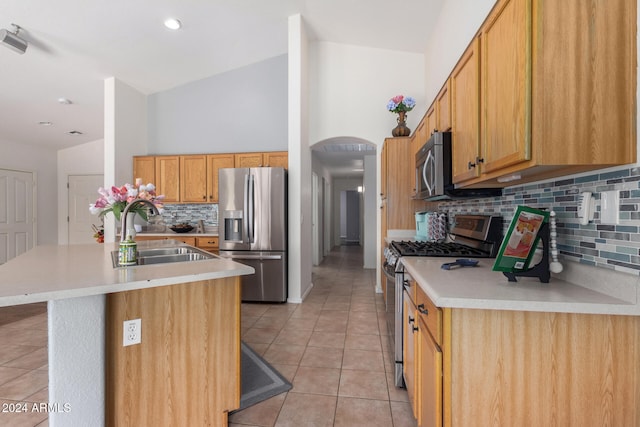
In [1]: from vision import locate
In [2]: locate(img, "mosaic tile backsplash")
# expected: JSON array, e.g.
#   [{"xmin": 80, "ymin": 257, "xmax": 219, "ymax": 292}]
[
  {"xmin": 438, "ymin": 166, "xmax": 640, "ymax": 276},
  {"xmin": 159, "ymin": 204, "xmax": 218, "ymax": 227}
]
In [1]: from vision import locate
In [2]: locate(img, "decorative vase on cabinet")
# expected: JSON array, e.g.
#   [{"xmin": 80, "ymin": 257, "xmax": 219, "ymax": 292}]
[{"xmin": 392, "ymin": 111, "xmax": 411, "ymax": 137}]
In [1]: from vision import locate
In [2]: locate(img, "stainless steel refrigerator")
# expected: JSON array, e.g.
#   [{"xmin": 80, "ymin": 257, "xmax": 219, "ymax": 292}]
[{"xmin": 218, "ymin": 167, "xmax": 287, "ymax": 302}]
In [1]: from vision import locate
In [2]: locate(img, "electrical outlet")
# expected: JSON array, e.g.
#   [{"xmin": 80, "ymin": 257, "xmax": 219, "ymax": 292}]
[{"xmin": 123, "ymin": 318, "xmax": 141, "ymax": 346}]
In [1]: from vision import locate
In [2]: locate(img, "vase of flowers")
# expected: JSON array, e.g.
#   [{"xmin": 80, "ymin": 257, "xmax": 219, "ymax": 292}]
[
  {"xmin": 89, "ymin": 179, "xmax": 164, "ymax": 225},
  {"xmin": 387, "ymin": 95, "xmax": 416, "ymax": 137}
]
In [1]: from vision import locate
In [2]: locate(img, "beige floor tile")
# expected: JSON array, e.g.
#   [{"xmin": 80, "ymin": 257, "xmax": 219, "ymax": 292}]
[
  {"xmin": 299, "ymin": 346, "xmax": 344, "ymax": 369},
  {"xmin": 0, "ymin": 367, "xmax": 30, "ymax": 387},
  {"xmin": 243, "ymin": 327, "xmax": 281, "ymax": 345},
  {"xmin": 0, "ymin": 399, "xmax": 48, "ymax": 427},
  {"xmin": 3, "ymin": 347, "xmax": 48, "ymax": 370},
  {"xmin": 334, "ymin": 396, "xmax": 393, "ymax": 427},
  {"xmin": 391, "ymin": 400, "xmax": 418, "ymax": 427},
  {"xmin": 0, "ymin": 370, "xmax": 48, "ymax": 400},
  {"xmin": 342, "ymin": 348, "xmax": 385, "ymax": 372},
  {"xmin": 344, "ymin": 333, "xmax": 382, "ymax": 351},
  {"xmin": 275, "ymin": 393, "xmax": 336, "ymax": 426},
  {"xmin": 273, "ymin": 328, "xmax": 313, "ymax": 347},
  {"xmin": 338, "ymin": 369, "xmax": 389, "ymax": 400},
  {"xmin": 0, "ymin": 345, "xmax": 41, "ymax": 366},
  {"xmin": 263, "ymin": 344, "xmax": 306, "ymax": 366},
  {"xmin": 291, "ymin": 366, "xmax": 341, "ymax": 396},
  {"xmin": 229, "ymin": 392, "xmax": 286, "ymax": 427},
  {"xmin": 307, "ymin": 331, "xmax": 346, "ymax": 349}
]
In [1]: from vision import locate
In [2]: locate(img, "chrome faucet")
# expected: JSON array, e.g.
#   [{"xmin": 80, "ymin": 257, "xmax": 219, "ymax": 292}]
[{"xmin": 120, "ymin": 199, "xmax": 160, "ymax": 242}]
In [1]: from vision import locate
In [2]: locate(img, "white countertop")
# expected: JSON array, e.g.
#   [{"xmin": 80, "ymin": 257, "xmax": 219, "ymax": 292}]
[
  {"xmin": 0, "ymin": 240, "xmax": 253, "ymax": 307},
  {"xmin": 401, "ymin": 257, "xmax": 640, "ymax": 315}
]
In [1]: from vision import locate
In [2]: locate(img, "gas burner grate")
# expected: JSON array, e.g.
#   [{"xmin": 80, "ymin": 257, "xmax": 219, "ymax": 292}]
[{"xmin": 391, "ymin": 240, "xmax": 491, "ymax": 258}]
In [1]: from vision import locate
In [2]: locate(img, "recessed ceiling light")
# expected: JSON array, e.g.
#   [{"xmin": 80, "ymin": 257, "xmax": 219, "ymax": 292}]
[
  {"xmin": 58, "ymin": 97, "xmax": 72, "ymax": 105},
  {"xmin": 164, "ymin": 18, "xmax": 182, "ymax": 30},
  {"xmin": 38, "ymin": 121, "xmax": 52, "ymax": 126},
  {"xmin": 67, "ymin": 130, "xmax": 83, "ymax": 136}
]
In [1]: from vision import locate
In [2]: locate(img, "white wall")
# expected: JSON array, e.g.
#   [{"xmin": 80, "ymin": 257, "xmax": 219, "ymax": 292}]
[
  {"xmin": 309, "ymin": 42, "xmax": 426, "ymax": 147},
  {"xmin": 423, "ymin": 0, "xmax": 497, "ymax": 104},
  {"xmin": 104, "ymin": 77, "xmax": 148, "ymax": 242},
  {"xmin": 288, "ymin": 15, "xmax": 313, "ymax": 303},
  {"xmin": 57, "ymin": 139, "xmax": 105, "ymax": 244},
  {"xmin": 363, "ymin": 154, "xmax": 376, "ymax": 270},
  {"xmin": 148, "ymin": 55, "xmax": 288, "ymax": 154},
  {"xmin": 0, "ymin": 138, "xmax": 58, "ymax": 245}
]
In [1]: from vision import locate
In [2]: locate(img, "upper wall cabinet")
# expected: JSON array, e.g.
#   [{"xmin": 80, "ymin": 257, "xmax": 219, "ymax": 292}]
[
  {"xmin": 453, "ymin": 0, "xmax": 636, "ymax": 188},
  {"xmin": 180, "ymin": 155, "xmax": 208, "ymax": 203},
  {"xmin": 235, "ymin": 151, "xmax": 288, "ymax": 168},
  {"xmin": 155, "ymin": 156, "xmax": 181, "ymax": 202},
  {"xmin": 451, "ymin": 38, "xmax": 482, "ymax": 184},
  {"xmin": 436, "ymin": 79, "xmax": 451, "ymax": 132},
  {"xmin": 133, "ymin": 156, "xmax": 156, "ymax": 187},
  {"xmin": 207, "ymin": 154, "xmax": 235, "ymax": 203}
]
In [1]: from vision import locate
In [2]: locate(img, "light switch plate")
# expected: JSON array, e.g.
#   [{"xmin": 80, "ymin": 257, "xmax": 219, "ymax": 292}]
[{"xmin": 601, "ymin": 190, "xmax": 619, "ymax": 225}]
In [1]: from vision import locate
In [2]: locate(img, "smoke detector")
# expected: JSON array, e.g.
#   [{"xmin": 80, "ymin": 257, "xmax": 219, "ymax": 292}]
[{"xmin": 0, "ymin": 24, "xmax": 28, "ymax": 54}]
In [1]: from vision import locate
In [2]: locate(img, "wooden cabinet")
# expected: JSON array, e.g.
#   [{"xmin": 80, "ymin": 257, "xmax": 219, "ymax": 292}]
[
  {"xmin": 453, "ymin": 0, "xmax": 636, "ymax": 187},
  {"xmin": 235, "ymin": 151, "xmax": 288, "ymax": 168},
  {"xmin": 436, "ymin": 80, "xmax": 451, "ymax": 132},
  {"xmin": 401, "ymin": 281, "xmax": 640, "ymax": 427},
  {"xmin": 264, "ymin": 151, "xmax": 288, "ymax": 168},
  {"xmin": 134, "ymin": 235, "xmax": 197, "ymax": 246},
  {"xmin": 207, "ymin": 154, "xmax": 235, "ymax": 203},
  {"xmin": 180, "ymin": 155, "xmax": 208, "ymax": 203},
  {"xmin": 106, "ymin": 275, "xmax": 241, "ymax": 426},
  {"xmin": 155, "ymin": 156, "xmax": 180, "ymax": 202},
  {"xmin": 450, "ymin": 38, "xmax": 482, "ymax": 184},
  {"xmin": 133, "ymin": 156, "xmax": 156, "ymax": 185},
  {"xmin": 425, "ymin": 104, "xmax": 437, "ymax": 137},
  {"xmin": 196, "ymin": 236, "xmax": 219, "ymax": 253},
  {"xmin": 134, "ymin": 151, "xmax": 285, "ymax": 204},
  {"xmin": 403, "ymin": 289, "xmax": 419, "ymax": 419}
]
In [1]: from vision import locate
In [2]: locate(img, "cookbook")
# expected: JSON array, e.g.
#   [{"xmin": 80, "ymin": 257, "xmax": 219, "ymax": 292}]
[{"xmin": 493, "ymin": 206, "xmax": 549, "ymax": 273}]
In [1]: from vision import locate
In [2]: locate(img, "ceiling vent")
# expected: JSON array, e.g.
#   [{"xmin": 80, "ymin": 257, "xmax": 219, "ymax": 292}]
[{"xmin": 0, "ymin": 24, "xmax": 27, "ymax": 54}]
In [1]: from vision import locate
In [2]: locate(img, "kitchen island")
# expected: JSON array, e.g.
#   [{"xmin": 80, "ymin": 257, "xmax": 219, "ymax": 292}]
[
  {"xmin": 401, "ymin": 257, "xmax": 640, "ymax": 426},
  {"xmin": 0, "ymin": 240, "xmax": 254, "ymax": 426}
]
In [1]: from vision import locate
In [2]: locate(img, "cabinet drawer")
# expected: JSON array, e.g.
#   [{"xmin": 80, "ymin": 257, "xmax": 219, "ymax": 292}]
[
  {"xmin": 196, "ymin": 236, "xmax": 219, "ymax": 249},
  {"xmin": 404, "ymin": 278, "xmax": 418, "ymax": 305},
  {"xmin": 135, "ymin": 235, "xmax": 197, "ymax": 246},
  {"xmin": 417, "ymin": 287, "xmax": 442, "ymax": 346}
]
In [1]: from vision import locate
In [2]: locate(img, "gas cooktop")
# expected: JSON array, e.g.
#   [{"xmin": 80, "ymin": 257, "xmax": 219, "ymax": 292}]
[{"xmin": 390, "ymin": 240, "xmax": 492, "ymax": 258}]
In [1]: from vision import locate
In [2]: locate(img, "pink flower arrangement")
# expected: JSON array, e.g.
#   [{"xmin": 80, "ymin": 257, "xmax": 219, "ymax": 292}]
[{"xmin": 89, "ymin": 179, "xmax": 164, "ymax": 221}]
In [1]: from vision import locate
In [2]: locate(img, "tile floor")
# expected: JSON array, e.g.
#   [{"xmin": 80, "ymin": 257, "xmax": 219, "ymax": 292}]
[
  {"xmin": 0, "ymin": 302, "xmax": 49, "ymax": 427},
  {"xmin": 230, "ymin": 245, "xmax": 416, "ymax": 427},
  {"xmin": 0, "ymin": 245, "xmax": 416, "ymax": 427}
]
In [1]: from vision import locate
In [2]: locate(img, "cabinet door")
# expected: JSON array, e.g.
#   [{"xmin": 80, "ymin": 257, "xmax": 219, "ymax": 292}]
[
  {"xmin": 403, "ymin": 291, "xmax": 419, "ymax": 419},
  {"xmin": 436, "ymin": 80, "xmax": 451, "ymax": 132},
  {"xmin": 264, "ymin": 151, "xmax": 288, "ymax": 168},
  {"xmin": 425, "ymin": 104, "xmax": 437, "ymax": 136},
  {"xmin": 155, "ymin": 156, "xmax": 180, "ymax": 203},
  {"xmin": 180, "ymin": 155, "xmax": 208, "ymax": 203},
  {"xmin": 235, "ymin": 152, "xmax": 263, "ymax": 168},
  {"xmin": 207, "ymin": 154, "xmax": 235, "ymax": 203},
  {"xmin": 451, "ymin": 38, "xmax": 481, "ymax": 184},
  {"xmin": 133, "ymin": 156, "xmax": 155, "ymax": 186},
  {"xmin": 418, "ymin": 315, "xmax": 442, "ymax": 427},
  {"xmin": 480, "ymin": 0, "xmax": 531, "ymax": 174}
]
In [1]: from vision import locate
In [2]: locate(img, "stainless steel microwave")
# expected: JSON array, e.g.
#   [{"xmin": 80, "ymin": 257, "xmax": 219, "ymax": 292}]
[{"xmin": 415, "ymin": 131, "xmax": 502, "ymax": 200}]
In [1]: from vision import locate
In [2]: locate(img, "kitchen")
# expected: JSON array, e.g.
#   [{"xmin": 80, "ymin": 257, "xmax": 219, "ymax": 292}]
[{"xmin": 1, "ymin": 0, "xmax": 640, "ymax": 426}]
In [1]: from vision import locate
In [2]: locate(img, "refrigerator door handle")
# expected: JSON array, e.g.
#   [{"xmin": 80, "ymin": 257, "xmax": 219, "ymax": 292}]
[
  {"xmin": 221, "ymin": 254, "xmax": 283, "ymax": 261},
  {"xmin": 243, "ymin": 174, "xmax": 250, "ymax": 244},
  {"xmin": 248, "ymin": 174, "xmax": 255, "ymax": 243}
]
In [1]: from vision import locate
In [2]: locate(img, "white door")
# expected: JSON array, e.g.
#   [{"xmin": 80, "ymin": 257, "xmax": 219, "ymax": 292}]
[
  {"xmin": 0, "ymin": 169, "xmax": 35, "ymax": 265},
  {"xmin": 68, "ymin": 175, "xmax": 104, "ymax": 244}
]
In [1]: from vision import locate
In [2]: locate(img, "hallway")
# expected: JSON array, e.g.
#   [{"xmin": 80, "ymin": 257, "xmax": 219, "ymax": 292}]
[{"xmin": 230, "ymin": 245, "xmax": 415, "ymax": 426}]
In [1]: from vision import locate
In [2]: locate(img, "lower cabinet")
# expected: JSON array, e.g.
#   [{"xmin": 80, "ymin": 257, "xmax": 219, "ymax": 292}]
[
  {"xmin": 135, "ymin": 235, "xmax": 197, "ymax": 246},
  {"xmin": 196, "ymin": 236, "xmax": 219, "ymax": 254},
  {"xmin": 403, "ymin": 282, "xmax": 640, "ymax": 426}
]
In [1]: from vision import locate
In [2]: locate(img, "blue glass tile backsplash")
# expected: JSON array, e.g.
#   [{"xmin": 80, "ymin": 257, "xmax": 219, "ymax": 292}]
[
  {"xmin": 160, "ymin": 204, "xmax": 218, "ymax": 227},
  {"xmin": 438, "ymin": 166, "xmax": 640, "ymax": 275}
]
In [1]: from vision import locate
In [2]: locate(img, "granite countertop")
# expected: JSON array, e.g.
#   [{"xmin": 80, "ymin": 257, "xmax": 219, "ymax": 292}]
[
  {"xmin": 0, "ymin": 239, "xmax": 253, "ymax": 307},
  {"xmin": 401, "ymin": 257, "xmax": 640, "ymax": 316}
]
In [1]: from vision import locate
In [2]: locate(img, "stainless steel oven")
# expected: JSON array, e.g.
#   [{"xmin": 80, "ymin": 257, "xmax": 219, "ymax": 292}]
[{"xmin": 383, "ymin": 214, "xmax": 503, "ymax": 388}]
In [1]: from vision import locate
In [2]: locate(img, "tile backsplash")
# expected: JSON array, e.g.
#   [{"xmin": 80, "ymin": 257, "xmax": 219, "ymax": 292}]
[
  {"xmin": 438, "ymin": 166, "xmax": 640, "ymax": 276},
  {"xmin": 160, "ymin": 204, "xmax": 218, "ymax": 226}
]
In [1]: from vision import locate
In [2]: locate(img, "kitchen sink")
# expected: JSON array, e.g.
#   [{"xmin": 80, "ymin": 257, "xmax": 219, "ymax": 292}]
[{"xmin": 110, "ymin": 246, "xmax": 215, "ymax": 268}]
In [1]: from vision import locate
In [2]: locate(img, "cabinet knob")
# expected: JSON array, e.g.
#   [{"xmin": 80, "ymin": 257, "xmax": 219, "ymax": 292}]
[
  {"xmin": 408, "ymin": 316, "xmax": 415, "ymax": 324},
  {"xmin": 468, "ymin": 161, "xmax": 476, "ymax": 169},
  {"xmin": 202, "ymin": 195, "xmax": 206, "ymax": 200},
  {"xmin": 418, "ymin": 303, "xmax": 428, "ymax": 315},
  {"xmin": 412, "ymin": 325, "xmax": 419, "ymax": 333},
  {"xmin": 476, "ymin": 156, "xmax": 484, "ymax": 164}
]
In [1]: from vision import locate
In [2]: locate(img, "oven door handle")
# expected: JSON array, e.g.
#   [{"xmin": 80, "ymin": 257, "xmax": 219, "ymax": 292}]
[{"xmin": 383, "ymin": 262, "xmax": 397, "ymax": 281}]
